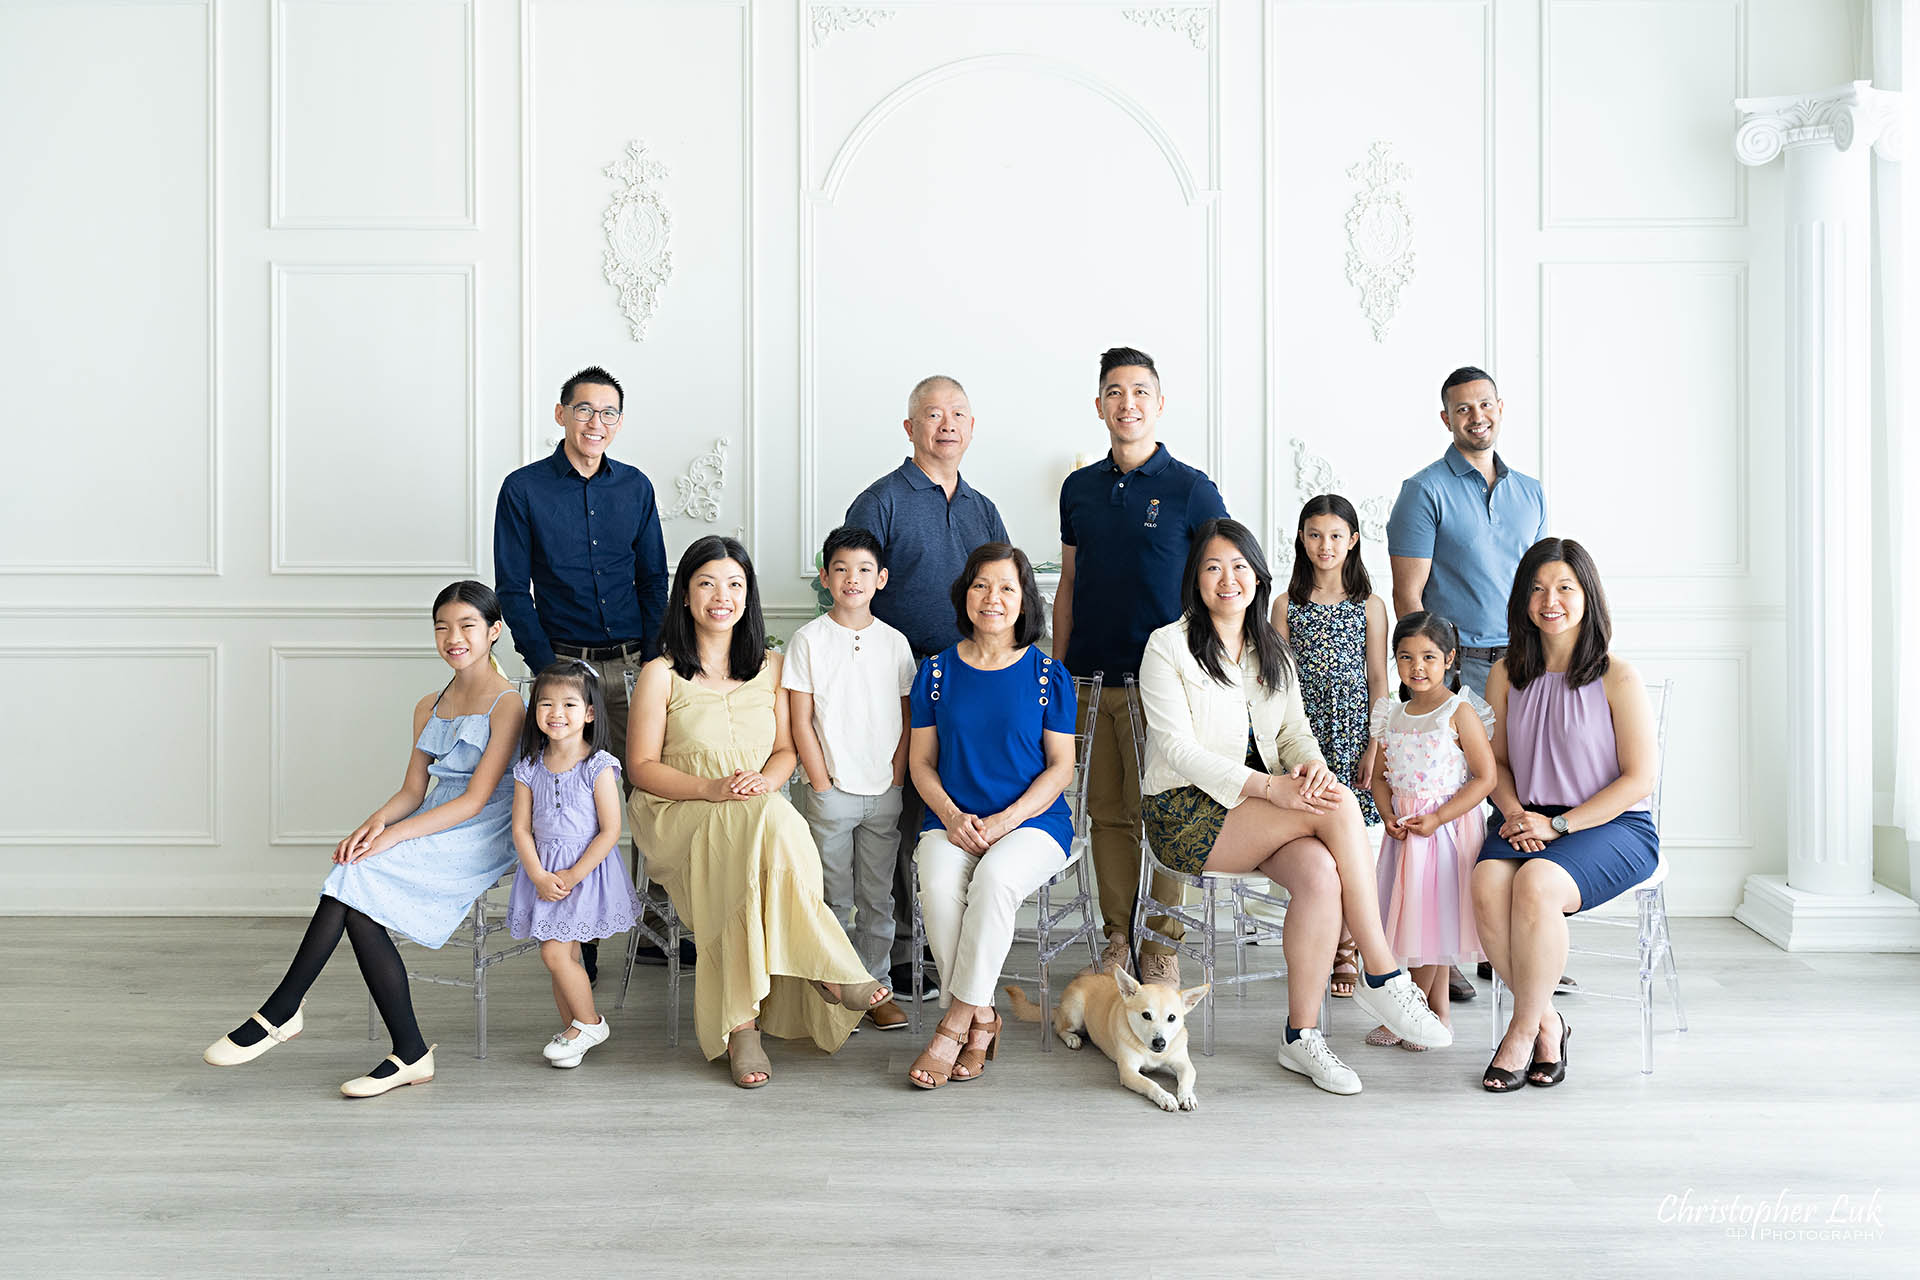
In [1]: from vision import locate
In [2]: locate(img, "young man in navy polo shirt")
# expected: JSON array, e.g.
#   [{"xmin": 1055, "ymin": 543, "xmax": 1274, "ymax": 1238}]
[{"xmin": 1053, "ymin": 348, "xmax": 1229, "ymax": 986}]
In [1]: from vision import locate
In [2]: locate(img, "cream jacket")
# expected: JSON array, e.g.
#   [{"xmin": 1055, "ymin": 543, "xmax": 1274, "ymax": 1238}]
[{"xmin": 1137, "ymin": 617, "xmax": 1327, "ymax": 809}]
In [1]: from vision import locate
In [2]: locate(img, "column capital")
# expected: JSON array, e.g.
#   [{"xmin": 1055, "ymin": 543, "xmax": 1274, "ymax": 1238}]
[{"xmin": 1734, "ymin": 80, "xmax": 1902, "ymax": 166}]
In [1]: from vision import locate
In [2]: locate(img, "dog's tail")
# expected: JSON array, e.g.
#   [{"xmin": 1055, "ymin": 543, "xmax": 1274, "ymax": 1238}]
[{"xmin": 1002, "ymin": 984, "xmax": 1045, "ymax": 1022}]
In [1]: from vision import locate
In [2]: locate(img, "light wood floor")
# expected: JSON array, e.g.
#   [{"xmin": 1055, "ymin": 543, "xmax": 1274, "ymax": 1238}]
[{"xmin": 4, "ymin": 917, "xmax": 1915, "ymax": 1278}]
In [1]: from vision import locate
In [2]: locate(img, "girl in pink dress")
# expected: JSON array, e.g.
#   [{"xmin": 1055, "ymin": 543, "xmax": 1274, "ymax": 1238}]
[{"xmin": 1366, "ymin": 612, "xmax": 1497, "ymax": 1049}]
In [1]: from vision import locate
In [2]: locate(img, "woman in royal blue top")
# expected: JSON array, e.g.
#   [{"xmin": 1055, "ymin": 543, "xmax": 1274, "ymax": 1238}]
[{"xmin": 905, "ymin": 543, "xmax": 1077, "ymax": 1089}]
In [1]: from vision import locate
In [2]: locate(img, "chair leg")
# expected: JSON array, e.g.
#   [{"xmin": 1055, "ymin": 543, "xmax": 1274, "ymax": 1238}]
[
  {"xmin": 1079, "ymin": 859, "xmax": 1101, "ymax": 972},
  {"xmin": 1037, "ymin": 883, "xmax": 1053, "ymax": 1053},
  {"xmin": 665, "ymin": 916, "xmax": 681, "ymax": 1049},
  {"xmin": 1232, "ymin": 885, "xmax": 1248, "ymax": 998},
  {"xmin": 1489, "ymin": 973, "xmax": 1504, "ymax": 1051},
  {"xmin": 471, "ymin": 900, "xmax": 487, "ymax": 1060},
  {"xmin": 1658, "ymin": 894, "xmax": 1688, "ymax": 1032},
  {"xmin": 617, "ymin": 924, "xmax": 640, "ymax": 1012},
  {"xmin": 910, "ymin": 884, "xmax": 925, "ymax": 1038},
  {"xmin": 1201, "ymin": 890, "xmax": 1218, "ymax": 1057}
]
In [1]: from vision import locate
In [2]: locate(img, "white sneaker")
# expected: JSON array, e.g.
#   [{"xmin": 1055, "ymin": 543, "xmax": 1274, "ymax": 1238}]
[
  {"xmin": 1350, "ymin": 971, "xmax": 1453, "ymax": 1048},
  {"xmin": 1276, "ymin": 1028, "xmax": 1362, "ymax": 1095},
  {"xmin": 543, "ymin": 1017, "xmax": 610, "ymax": 1067}
]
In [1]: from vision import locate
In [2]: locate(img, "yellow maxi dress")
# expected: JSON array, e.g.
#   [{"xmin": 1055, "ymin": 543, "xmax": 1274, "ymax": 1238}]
[{"xmin": 629, "ymin": 661, "xmax": 871, "ymax": 1061}]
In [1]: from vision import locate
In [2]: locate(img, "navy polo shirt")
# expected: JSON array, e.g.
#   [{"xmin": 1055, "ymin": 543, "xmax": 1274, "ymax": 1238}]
[
  {"xmin": 492, "ymin": 444, "xmax": 670, "ymax": 672},
  {"xmin": 845, "ymin": 458, "xmax": 1010, "ymax": 658},
  {"xmin": 1386, "ymin": 448, "xmax": 1547, "ymax": 649},
  {"xmin": 1059, "ymin": 443, "xmax": 1229, "ymax": 679}
]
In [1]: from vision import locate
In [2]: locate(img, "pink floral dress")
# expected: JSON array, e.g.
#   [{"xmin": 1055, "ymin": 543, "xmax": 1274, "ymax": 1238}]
[{"xmin": 1369, "ymin": 691, "xmax": 1494, "ymax": 966}]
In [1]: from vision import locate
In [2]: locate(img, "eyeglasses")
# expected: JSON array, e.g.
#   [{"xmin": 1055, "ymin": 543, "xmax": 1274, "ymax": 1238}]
[{"xmin": 568, "ymin": 403, "xmax": 623, "ymax": 425}]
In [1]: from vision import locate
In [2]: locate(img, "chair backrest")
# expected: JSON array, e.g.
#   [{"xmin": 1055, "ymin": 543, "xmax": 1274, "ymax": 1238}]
[
  {"xmin": 1065, "ymin": 672, "xmax": 1104, "ymax": 840},
  {"xmin": 1122, "ymin": 675, "xmax": 1150, "ymax": 790},
  {"xmin": 1645, "ymin": 678, "xmax": 1673, "ymax": 834}
]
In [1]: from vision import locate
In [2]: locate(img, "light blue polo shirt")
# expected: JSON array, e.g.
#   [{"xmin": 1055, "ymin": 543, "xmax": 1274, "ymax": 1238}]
[{"xmin": 1386, "ymin": 448, "xmax": 1547, "ymax": 649}]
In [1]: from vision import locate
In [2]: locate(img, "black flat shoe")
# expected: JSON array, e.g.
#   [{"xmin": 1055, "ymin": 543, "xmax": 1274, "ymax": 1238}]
[
  {"xmin": 1528, "ymin": 1018, "xmax": 1571, "ymax": 1087},
  {"xmin": 1476, "ymin": 961, "xmax": 1493, "ymax": 981},
  {"xmin": 1482, "ymin": 1055, "xmax": 1528, "ymax": 1093},
  {"xmin": 1448, "ymin": 964, "xmax": 1477, "ymax": 1002}
]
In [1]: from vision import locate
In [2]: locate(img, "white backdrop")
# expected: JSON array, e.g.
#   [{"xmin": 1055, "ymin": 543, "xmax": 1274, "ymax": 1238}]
[{"xmin": 0, "ymin": 0, "xmax": 1859, "ymax": 914}]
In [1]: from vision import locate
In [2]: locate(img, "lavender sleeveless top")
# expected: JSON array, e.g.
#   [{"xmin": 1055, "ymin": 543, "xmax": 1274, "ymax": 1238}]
[{"xmin": 1506, "ymin": 670, "xmax": 1647, "ymax": 812}]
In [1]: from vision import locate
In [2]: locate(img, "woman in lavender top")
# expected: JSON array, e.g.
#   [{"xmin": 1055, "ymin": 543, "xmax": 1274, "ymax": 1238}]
[{"xmin": 1473, "ymin": 539, "xmax": 1659, "ymax": 1092}]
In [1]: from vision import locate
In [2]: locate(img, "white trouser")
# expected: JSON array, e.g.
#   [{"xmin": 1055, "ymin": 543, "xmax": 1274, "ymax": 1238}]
[{"xmin": 916, "ymin": 827, "xmax": 1066, "ymax": 1009}]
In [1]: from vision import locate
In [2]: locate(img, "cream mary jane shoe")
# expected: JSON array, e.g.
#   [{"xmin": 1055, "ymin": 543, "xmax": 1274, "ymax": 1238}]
[
  {"xmin": 340, "ymin": 1045, "xmax": 436, "ymax": 1098},
  {"xmin": 203, "ymin": 1002, "xmax": 305, "ymax": 1066}
]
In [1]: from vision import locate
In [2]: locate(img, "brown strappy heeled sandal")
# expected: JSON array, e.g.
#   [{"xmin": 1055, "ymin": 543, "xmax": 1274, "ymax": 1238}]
[
  {"xmin": 814, "ymin": 978, "xmax": 890, "ymax": 1012},
  {"xmin": 727, "ymin": 1027, "xmax": 772, "ymax": 1089},
  {"xmin": 907, "ymin": 1023, "xmax": 966, "ymax": 1090},
  {"xmin": 952, "ymin": 1013, "xmax": 1001, "ymax": 1082},
  {"xmin": 1330, "ymin": 936, "xmax": 1359, "ymax": 998}
]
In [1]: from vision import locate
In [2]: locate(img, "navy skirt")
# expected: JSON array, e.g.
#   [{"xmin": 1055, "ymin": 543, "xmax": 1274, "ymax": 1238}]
[{"xmin": 1477, "ymin": 805, "xmax": 1659, "ymax": 912}]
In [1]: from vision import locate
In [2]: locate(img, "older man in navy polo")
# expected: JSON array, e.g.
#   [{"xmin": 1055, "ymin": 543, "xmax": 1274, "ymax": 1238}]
[
  {"xmin": 494, "ymin": 364, "xmax": 670, "ymax": 980},
  {"xmin": 847, "ymin": 374, "xmax": 1010, "ymax": 1002},
  {"xmin": 1054, "ymin": 347, "xmax": 1229, "ymax": 986}
]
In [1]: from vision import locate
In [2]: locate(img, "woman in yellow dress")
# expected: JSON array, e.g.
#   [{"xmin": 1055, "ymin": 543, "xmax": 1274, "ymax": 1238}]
[{"xmin": 628, "ymin": 535, "xmax": 891, "ymax": 1086}]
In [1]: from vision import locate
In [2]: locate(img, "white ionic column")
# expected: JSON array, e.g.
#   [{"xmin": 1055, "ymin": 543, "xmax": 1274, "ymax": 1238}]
[{"xmin": 1731, "ymin": 82, "xmax": 1920, "ymax": 950}]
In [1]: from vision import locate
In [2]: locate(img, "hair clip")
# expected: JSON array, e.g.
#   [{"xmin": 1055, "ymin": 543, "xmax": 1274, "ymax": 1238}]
[{"xmin": 570, "ymin": 658, "xmax": 602, "ymax": 679}]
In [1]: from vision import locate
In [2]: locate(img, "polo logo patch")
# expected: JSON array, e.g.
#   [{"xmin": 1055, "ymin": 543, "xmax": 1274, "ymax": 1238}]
[{"xmin": 1144, "ymin": 498, "xmax": 1162, "ymax": 528}]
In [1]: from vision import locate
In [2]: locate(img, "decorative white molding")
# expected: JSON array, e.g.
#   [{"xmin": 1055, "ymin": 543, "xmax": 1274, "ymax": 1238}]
[
  {"xmin": 1120, "ymin": 6, "xmax": 1209, "ymax": 51},
  {"xmin": 665, "ymin": 438, "xmax": 729, "ymax": 523},
  {"xmin": 1733, "ymin": 80, "xmax": 1903, "ymax": 166},
  {"xmin": 0, "ymin": 645, "xmax": 219, "ymax": 845},
  {"xmin": 1734, "ymin": 876, "xmax": 1920, "ymax": 952},
  {"xmin": 1286, "ymin": 438, "xmax": 1391, "ymax": 549},
  {"xmin": 810, "ymin": 5, "xmax": 892, "ymax": 48},
  {"xmin": 1342, "ymin": 140, "xmax": 1416, "ymax": 343},
  {"xmin": 602, "ymin": 140, "xmax": 676, "ymax": 341}
]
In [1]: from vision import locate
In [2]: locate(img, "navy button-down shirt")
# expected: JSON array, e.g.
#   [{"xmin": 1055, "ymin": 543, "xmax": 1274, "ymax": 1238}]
[
  {"xmin": 1386, "ymin": 448, "xmax": 1547, "ymax": 648},
  {"xmin": 493, "ymin": 444, "xmax": 669, "ymax": 672},
  {"xmin": 845, "ymin": 458, "xmax": 1010, "ymax": 658},
  {"xmin": 1059, "ymin": 443, "xmax": 1229, "ymax": 680}
]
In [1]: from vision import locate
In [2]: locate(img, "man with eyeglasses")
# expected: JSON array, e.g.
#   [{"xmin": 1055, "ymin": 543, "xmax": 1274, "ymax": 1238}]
[{"xmin": 494, "ymin": 365, "xmax": 670, "ymax": 982}]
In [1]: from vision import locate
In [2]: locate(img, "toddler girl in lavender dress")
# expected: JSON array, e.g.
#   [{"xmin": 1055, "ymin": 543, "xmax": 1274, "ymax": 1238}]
[{"xmin": 507, "ymin": 660, "xmax": 642, "ymax": 1068}]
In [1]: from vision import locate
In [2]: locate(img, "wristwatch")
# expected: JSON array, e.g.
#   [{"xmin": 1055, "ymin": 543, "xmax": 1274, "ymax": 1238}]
[{"xmin": 1549, "ymin": 814, "xmax": 1570, "ymax": 836}]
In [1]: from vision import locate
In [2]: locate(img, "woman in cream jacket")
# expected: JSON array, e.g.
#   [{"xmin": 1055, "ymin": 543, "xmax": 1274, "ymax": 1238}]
[{"xmin": 1136, "ymin": 519, "xmax": 1450, "ymax": 1094}]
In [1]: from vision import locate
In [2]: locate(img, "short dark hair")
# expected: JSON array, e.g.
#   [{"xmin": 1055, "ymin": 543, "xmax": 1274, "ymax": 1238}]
[
  {"xmin": 660, "ymin": 535, "xmax": 767, "ymax": 682},
  {"xmin": 1286, "ymin": 494, "xmax": 1373, "ymax": 608},
  {"xmin": 1099, "ymin": 346, "xmax": 1159, "ymax": 389},
  {"xmin": 1440, "ymin": 366, "xmax": 1496, "ymax": 404},
  {"xmin": 560, "ymin": 365, "xmax": 623, "ymax": 411},
  {"xmin": 949, "ymin": 543, "xmax": 1046, "ymax": 647},
  {"xmin": 1391, "ymin": 611, "xmax": 1462, "ymax": 702},
  {"xmin": 821, "ymin": 524, "xmax": 884, "ymax": 571},
  {"xmin": 1181, "ymin": 519, "xmax": 1293, "ymax": 691},
  {"xmin": 518, "ymin": 660, "xmax": 613, "ymax": 761},
  {"xmin": 1504, "ymin": 537, "xmax": 1612, "ymax": 691}
]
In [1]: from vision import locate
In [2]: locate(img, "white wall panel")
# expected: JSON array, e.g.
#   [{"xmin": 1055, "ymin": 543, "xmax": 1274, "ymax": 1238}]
[
  {"xmin": 524, "ymin": 0, "xmax": 751, "ymax": 569},
  {"xmin": 0, "ymin": 0, "xmax": 216, "ymax": 573},
  {"xmin": 1541, "ymin": 261, "xmax": 1747, "ymax": 579},
  {"xmin": 1267, "ymin": 0, "xmax": 1492, "ymax": 574},
  {"xmin": 0, "ymin": 646, "xmax": 217, "ymax": 844},
  {"xmin": 269, "ymin": 646, "xmax": 455, "ymax": 844},
  {"xmin": 1542, "ymin": 0, "xmax": 1745, "ymax": 226},
  {"xmin": 1635, "ymin": 648, "xmax": 1753, "ymax": 848},
  {"xmin": 272, "ymin": 0, "xmax": 476, "ymax": 227},
  {"xmin": 271, "ymin": 264, "xmax": 477, "ymax": 574}
]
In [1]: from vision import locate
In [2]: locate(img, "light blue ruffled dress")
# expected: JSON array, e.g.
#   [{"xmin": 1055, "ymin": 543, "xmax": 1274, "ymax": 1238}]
[{"xmin": 321, "ymin": 686, "xmax": 519, "ymax": 948}]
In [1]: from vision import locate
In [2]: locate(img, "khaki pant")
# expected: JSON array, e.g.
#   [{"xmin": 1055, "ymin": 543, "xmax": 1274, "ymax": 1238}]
[{"xmin": 1082, "ymin": 685, "xmax": 1186, "ymax": 956}]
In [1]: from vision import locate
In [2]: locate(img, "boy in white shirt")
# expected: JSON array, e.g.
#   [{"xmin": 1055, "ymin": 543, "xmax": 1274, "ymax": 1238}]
[{"xmin": 783, "ymin": 526, "xmax": 919, "ymax": 1030}]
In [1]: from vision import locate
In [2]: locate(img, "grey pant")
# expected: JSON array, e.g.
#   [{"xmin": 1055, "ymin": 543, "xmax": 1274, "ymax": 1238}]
[
  {"xmin": 801, "ymin": 784, "xmax": 904, "ymax": 982},
  {"xmin": 1457, "ymin": 651, "xmax": 1494, "ymax": 700}
]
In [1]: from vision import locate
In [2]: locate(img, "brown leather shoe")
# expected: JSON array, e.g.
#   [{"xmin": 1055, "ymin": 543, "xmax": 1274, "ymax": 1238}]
[
  {"xmin": 1138, "ymin": 953, "xmax": 1181, "ymax": 986},
  {"xmin": 865, "ymin": 998, "xmax": 908, "ymax": 1031}
]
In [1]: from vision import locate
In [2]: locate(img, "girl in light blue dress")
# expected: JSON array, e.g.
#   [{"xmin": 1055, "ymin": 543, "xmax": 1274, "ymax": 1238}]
[{"xmin": 203, "ymin": 581, "xmax": 524, "ymax": 1098}]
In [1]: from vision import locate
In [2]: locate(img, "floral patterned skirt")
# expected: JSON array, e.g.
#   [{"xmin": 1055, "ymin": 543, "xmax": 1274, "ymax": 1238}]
[{"xmin": 1141, "ymin": 785, "xmax": 1228, "ymax": 877}]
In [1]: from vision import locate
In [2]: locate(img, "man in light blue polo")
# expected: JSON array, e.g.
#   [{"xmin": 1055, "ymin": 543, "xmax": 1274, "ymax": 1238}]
[
  {"xmin": 1387, "ymin": 365, "xmax": 1547, "ymax": 698},
  {"xmin": 1388, "ymin": 364, "xmax": 1549, "ymax": 998}
]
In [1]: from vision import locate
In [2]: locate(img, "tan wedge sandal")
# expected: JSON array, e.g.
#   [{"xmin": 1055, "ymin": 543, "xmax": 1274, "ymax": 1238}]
[
  {"xmin": 814, "ymin": 978, "xmax": 890, "ymax": 1012},
  {"xmin": 952, "ymin": 1013, "xmax": 1001, "ymax": 1082},
  {"xmin": 907, "ymin": 1023, "xmax": 966, "ymax": 1090},
  {"xmin": 727, "ymin": 1027, "xmax": 772, "ymax": 1089}
]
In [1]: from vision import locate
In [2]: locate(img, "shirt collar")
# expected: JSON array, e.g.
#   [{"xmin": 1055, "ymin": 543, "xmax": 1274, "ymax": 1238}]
[
  {"xmin": 900, "ymin": 457, "xmax": 976, "ymax": 500},
  {"xmin": 1444, "ymin": 447, "xmax": 1508, "ymax": 480},
  {"xmin": 549, "ymin": 442, "xmax": 613, "ymax": 483},
  {"xmin": 1104, "ymin": 442, "xmax": 1170, "ymax": 477}
]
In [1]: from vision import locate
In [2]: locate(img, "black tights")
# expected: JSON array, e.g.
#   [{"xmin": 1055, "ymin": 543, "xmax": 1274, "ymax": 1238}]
[{"xmin": 229, "ymin": 895, "xmax": 428, "ymax": 1074}]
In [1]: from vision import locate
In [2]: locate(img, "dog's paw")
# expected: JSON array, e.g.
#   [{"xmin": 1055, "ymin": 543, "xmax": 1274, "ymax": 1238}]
[
  {"xmin": 1149, "ymin": 1088, "xmax": 1179, "ymax": 1112},
  {"xmin": 1177, "ymin": 1092, "xmax": 1199, "ymax": 1112},
  {"xmin": 1057, "ymin": 1030, "xmax": 1082, "ymax": 1050}
]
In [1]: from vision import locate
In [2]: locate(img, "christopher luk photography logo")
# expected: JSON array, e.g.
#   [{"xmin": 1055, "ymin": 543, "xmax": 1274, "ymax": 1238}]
[{"xmin": 1657, "ymin": 1187, "xmax": 1886, "ymax": 1243}]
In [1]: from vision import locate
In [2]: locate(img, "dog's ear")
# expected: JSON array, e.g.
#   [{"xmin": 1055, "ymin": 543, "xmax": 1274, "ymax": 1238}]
[
  {"xmin": 1178, "ymin": 984, "xmax": 1211, "ymax": 1011},
  {"xmin": 1114, "ymin": 968, "xmax": 1141, "ymax": 997}
]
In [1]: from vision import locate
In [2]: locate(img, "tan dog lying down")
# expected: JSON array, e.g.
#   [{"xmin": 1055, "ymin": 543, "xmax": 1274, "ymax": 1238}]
[{"xmin": 1006, "ymin": 969, "xmax": 1210, "ymax": 1112}]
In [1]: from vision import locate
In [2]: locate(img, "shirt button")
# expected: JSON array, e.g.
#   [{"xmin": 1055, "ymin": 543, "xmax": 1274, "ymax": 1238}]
[
  {"xmin": 589, "ymin": 510, "xmax": 595, "ymax": 516},
  {"xmin": 591, "ymin": 539, "xmax": 597, "ymax": 546}
]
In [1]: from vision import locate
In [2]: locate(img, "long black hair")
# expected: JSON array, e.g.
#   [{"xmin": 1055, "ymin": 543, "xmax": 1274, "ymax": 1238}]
[
  {"xmin": 1287, "ymin": 494, "xmax": 1372, "ymax": 607},
  {"xmin": 1392, "ymin": 611, "xmax": 1462, "ymax": 702},
  {"xmin": 1181, "ymin": 518, "xmax": 1294, "ymax": 691},
  {"xmin": 432, "ymin": 579, "xmax": 501, "ymax": 625},
  {"xmin": 1504, "ymin": 537, "xmax": 1612, "ymax": 690},
  {"xmin": 517, "ymin": 660, "xmax": 613, "ymax": 761},
  {"xmin": 660, "ymin": 535, "xmax": 768, "ymax": 682}
]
